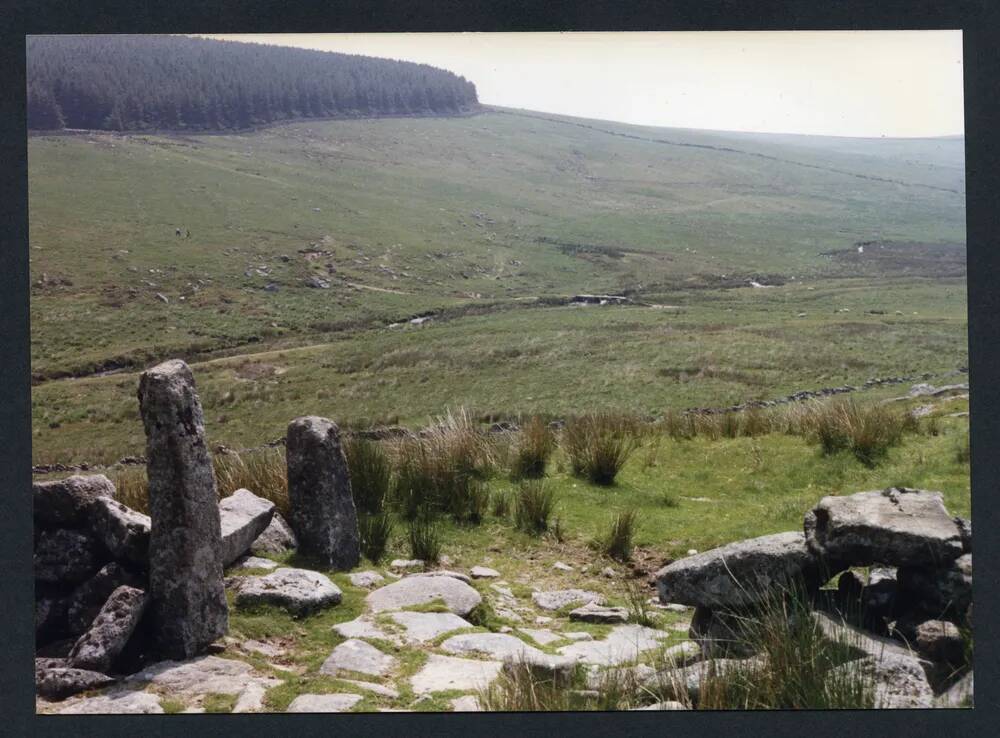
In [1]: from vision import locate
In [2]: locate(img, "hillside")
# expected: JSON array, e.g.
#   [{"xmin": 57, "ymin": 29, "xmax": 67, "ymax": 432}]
[
  {"xmin": 28, "ymin": 109, "xmax": 967, "ymax": 465},
  {"xmin": 26, "ymin": 34, "xmax": 479, "ymax": 131}
]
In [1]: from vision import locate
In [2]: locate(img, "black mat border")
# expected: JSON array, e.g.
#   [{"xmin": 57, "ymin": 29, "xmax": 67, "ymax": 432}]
[{"xmin": 2, "ymin": 1, "xmax": 998, "ymax": 736}]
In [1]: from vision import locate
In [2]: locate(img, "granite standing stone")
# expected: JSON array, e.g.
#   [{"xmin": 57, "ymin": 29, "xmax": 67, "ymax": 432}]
[
  {"xmin": 138, "ymin": 359, "xmax": 228, "ymax": 659},
  {"xmin": 286, "ymin": 416, "xmax": 360, "ymax": 570}
]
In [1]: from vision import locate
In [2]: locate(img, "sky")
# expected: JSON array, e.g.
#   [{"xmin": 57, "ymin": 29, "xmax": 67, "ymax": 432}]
[{"xmin": 200, "ymin": 31, "xmax": 964, "ymax": 138}]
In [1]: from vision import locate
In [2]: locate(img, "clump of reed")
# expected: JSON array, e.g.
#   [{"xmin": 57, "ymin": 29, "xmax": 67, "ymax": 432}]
[{"xmin": 562, "ymin": 413, "xmax": 640, "ymax": 486}]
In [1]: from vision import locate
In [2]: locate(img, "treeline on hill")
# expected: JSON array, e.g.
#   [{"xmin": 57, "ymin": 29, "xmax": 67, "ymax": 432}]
[{"xmin": 26, "ymin": 34, "xmax": 479, "ymax": 132}]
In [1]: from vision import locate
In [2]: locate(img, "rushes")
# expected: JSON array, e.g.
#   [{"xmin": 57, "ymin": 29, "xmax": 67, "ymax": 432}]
[
  {"xmin": 562, "ymin": 413, "xmax": 639, "ymax": 486},
  {"xmin": 110, "ymin": 465, "xmax": 150, "ymax": 515},
  {"xmin": 513, "ymin": 481, "xmax": 556, "ymax": 534},
  {"xmin": 358, "ymin": 512, "xmax": 393, "ymax": 563},
  {"xmin": 510, "ymin": 415, "xmax": 556, "ymax": 479},
  {"xmin": 408, "ymin": 517, "xmax": 442, "ymax": 564},
  {"xmin": 803, "ymin": 398, "xmax": 910, "ymax": 467},
  {"xmin": 214, "ymin": 448, "xmax": 289, "ymax": 517},
  {"xmin": 345, "ymin": 436, "xmax": 391, "ymax": 515}
]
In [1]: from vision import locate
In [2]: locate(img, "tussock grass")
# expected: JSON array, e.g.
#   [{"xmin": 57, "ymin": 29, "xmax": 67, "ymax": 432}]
[
  {"xmin": 477, "ymin": 660, "xmax": 578, "ymax": 711},
  {"xmin": 513, "ymin": 480, "xmax": 556, "ymax": 535},
  {"xmin": 110, "ymin": 465, "xmax": 150, "ymax": 515},
  {"xmin": 344, "ymin": 436, "xmax": 391, "ymax": 515},
  {"xmin": 563, "ymin": 413, "xmax": 639, "ymax": 485},
  {"xmin": 803, "ymin": 399, "xmax": 911, "ymax": 467},
  {"xmin": 599, "ymin": 509, "xmax": 638, "ymax": 562},
  {"xmin": 408, "ymin": 517, "xmax": 442, "ymax": 564},
  {"xmin": 510, "ymin": 415, "xmax": 556, "ymax": 480},
  {"xmin": 490, "ymin": 488, "xmax": 512, "ymax": 519},
  {"xmin": 622, "ymin": 576, "xmax": 656, "ymax": 627}
]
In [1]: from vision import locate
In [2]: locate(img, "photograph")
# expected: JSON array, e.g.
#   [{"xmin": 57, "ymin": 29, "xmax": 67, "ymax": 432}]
[{"xmin": 27, "ymin": 30, "xmax": 972, "ymax": 714}]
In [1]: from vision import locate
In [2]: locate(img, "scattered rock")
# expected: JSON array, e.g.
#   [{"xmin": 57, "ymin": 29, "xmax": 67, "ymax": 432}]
[
  {"xmin": 286, "ymin": 416, "xmax": 360, "ymax": 570},
  {"xmin": 218, "ymin": 489, "xmax": 276, "ymax": 567},
  {"xmin": 339, "ymin": 679, "xmax": 399, "ymax": 699},
  {"xmin": 897, "ymin": 554, "xmax": 972, "ymax": 620},
  {"xmin": 332, "ymin": 616, "xmax": 393, "ymax": 642},
  {"xmin": 531, "ymin": 589, "xmax": 604, "ymax": 611},
  {"xmin": 450, "ymin": 695, "xmax": 482, "ymax": 712},
  {"xmin": 55, "ymin": 687, "xmax": 164, "ymax": 714},
  {"xmin": 470, "ymin": 566, "xmax": 500, "ymax": 579},
  {"xmin": 68, "ymin": 586, "xmax": 148, "ymax": 673},
  {"xmin": 250, "ymin": 512, "xmax": 298, "ymax": 555},
  {"xmin": 569, "ymin": 602, "xmax": 628, "ymax": 624},
  {"xmin": 366, "ymin": 575, "xmax": 482, "ymax": 617},
  {"xmin": 36, "ymin": 664, "xmax": 116, "ymax": 700},
  {"xmin": 409, "ymin": 654, "xmax": 503, "ymax": 695},
  {"xmin": 829, "ymin": 652, "xmax": 934, "ymax": 708},
  {"xmin": 320, "ymin": 638, "xmax": 397, "ymax": 677},
  {"xmin": 601, "ymin": 567, "xmax": 616, "ymax": 578},
  {"xmin": 33, "ymin": 474, "xmax": 116, "ymax": 527},
  {"xmin": 442, "ymin": 632, "xmax": 576, "ymax": 679},
  {"xmin": 234, "ymin": 567, "xmax": 342, "ymax": 616},
  {"xmin": 349, "ymin": 571, "xmax": 385, "ymax": 588},
  {"xmin": 286, "ymin": 693, "xmax": 362, "ymax": 712},
  {"xmin": 650, "ymin": 656, "xmax": 766, "ymax": 703},
  {"xmin": 386, "ymin": 611, "xmax": 473, "ymax": 643},
  {"xmin": 934, "ymin": 670, "xmax": 973, "ymax": 708},
  {"xmin": 557, "ymin": 624, "xmax": 669, "ymax": 666},
  {"xmin": 406, "ymin": 569, "xmax": 473, "ymax": 585},
  {"xmin": 87, "ymin": 497, "xmax": 151, "ymax": 566},
  {"xmin": 914, "ymin": 619, "xmax": 965, "ymax": 664},
  {"xmin": 563, "ymin": 632, "xmax": 594, "ymax": 642},
  {"xmin": 138, "ymin": 359, "xmax": 228, "ymax": 660},
  {"xmin": 552, "ymin": 561, "xmax": 574, "ymax": 572},
  {"xmin": 233, "ymin": 556, "xmax": 278, "ymax": 571},
  {"xmin": 804, "ymin": 488, "xmax": 965, "ymax": 567},
  {"xmin": 389, "ymin": 559, "xmax": 424, "ymax": 571},
  {"xmin": 655, "ymin": 531, "xmax": 818, "ymax": 608},
  {"xmin": 519, "ymin": 628, "xmax": 562, "ymax": 646},
  {"xmin": 126, "ymin": 655, "xmax": 276, "ymax": 699},
  {"xmin": 240, "ymin": 639, "xmax": 285, "ymax": 658},
  {"xmin": 34, "ymin": 528, "xmax": 102, "ymax": 585},
  {"xmin": 232, "ymin": 681, "xmax": 269, "ymax": 713}
]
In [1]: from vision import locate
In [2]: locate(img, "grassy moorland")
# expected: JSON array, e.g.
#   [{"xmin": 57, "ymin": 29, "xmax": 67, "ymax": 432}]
[{"xmin": 30, "ymin": 108, "xmax": 970, "ymax": 712}]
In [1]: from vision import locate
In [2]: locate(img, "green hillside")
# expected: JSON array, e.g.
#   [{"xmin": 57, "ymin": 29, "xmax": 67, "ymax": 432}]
[{"xmin": 28, "ymin": 108, "xmax": 967, "ymax": 465}]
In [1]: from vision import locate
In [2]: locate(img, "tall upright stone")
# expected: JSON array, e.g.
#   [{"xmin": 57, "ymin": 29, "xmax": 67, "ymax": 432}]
[
  {"xmin": 286, "ymin": 416, "xmax": 360, "ymax": 570},
  {"xmin": 137, "ymin": 359, "xmax": 228, "ymax": 659}
]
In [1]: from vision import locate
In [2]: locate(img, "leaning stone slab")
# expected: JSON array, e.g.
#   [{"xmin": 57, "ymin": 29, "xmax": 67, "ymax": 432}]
[
  {"xmin": 811, "ymin": 611, "xmax": 922, "ymax": 662},
  {"xmin": 320, "ymin": 638, "xmax": 397, "ymax": 677},
  {"xmin": 935, "ymin": 670, "xmax": 973, "ymax": 708},
  {"xmin": 569, "ymin": 602, "xmax": 628, "ymax": 624},
  {"xmin": 655, "ymin": 531, "xmax": 817, "ymax": 609},
  {"xmin": 69, "ymin": 585, "xmax": 148, "ymax": 673},
  {"xmin": 250, "ymin": 512, "xmax": 298, "ymax": 555},
  {"xmin": 36, "ymin": 666, "xmax": 116, "ymax": 700},
  {"xmin": 234, "ymin": 567, "xmax": 342, "ymax": 616},
  {"xmin": 410, "ymin": 654, "xmax": 503, "ymax": 695},
  {"xmin": 138, "ymin": 359, "xmax": 228, "ymax": 660},
  {"xmin": 87, "ymin": 497, "xmax": 151, "ymax": 566},
  {"xmin": 387, "ymin": 611, "xmax": 473, "ymax": 643},
  {"xmin": 286, "ymin": 416, "xmax": 360, "ymax": 570},
  {"xmin": 35, "ymin": 528, "xmax": 102, "ymax": 585},
  {"xmin": 827, "ymin": 653, "xmax": 934, "ymax": 709},
  {"xmin": 366, "ymin": 575, "xmax": 482, "ymax": 616},
  {"xmin": 33, "ymin": 474, "xmax": 115, "ymax": 528},
  {"xmin": 287, "ymin": 693, "xmax": 363, "ymax": 712},
  {"xmin": 531, "ymin": 589, "xmax": 604, "ymax": 611},
  {"xmin": 218, "ymin": 489, "xmax": 276, "ymax": 567},
  {"xmin": 804, "ymin": 488, "xmax": 965, "ymax": 567}
]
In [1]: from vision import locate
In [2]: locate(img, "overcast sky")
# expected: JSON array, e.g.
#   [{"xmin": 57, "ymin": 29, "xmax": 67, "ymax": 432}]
[{"xmin": 202, "ymin": 31, "xmax": 964, "ymax": 138}]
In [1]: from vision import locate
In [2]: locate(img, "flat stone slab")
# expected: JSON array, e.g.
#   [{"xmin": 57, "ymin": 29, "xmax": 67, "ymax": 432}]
[
  {"xmin": 33, "ymin": 474, "xmax": 116, "ymax": 528},
  {"xmin": 349, "ymin": 571, "xmax": 386, "ymax": 588},
  {"xmin": 410, "ymin": 654, "xmax": 503, "ymax": 695},
  {"xmin": 234, "ymin": 567, "xmax": 342, "ymax": 615},
  {"xmin": 125, "ymin": 655, "xmax": 277, "ymax": 699},
  {"xmin": 804, "ymin": 488, "xmax": 965, "ymax": 567},
  {"xmin": 35, "ymin": 666, "xmax": 116, "ymax": 700},
  {"xmin": 286, "ymin": 693, "xmax": 363, "ymax": 712},
  {"xmin": 519, "ymin": 628, "xmax": 563, "ymax": 646},
  {"xmin": 470, "ymin": 566, "xmax": 500, "ymax": 579},
  {"xmin": 320, "ymin": 639, "xmax": 397, "ymax": 677},
  {"xmin": 218, "ymin": 489, "xmax": 276, "ymax": 567},
  {"xmin": 332, "ymin": 616, "xmax": 394, "ymax": 642},
  {"xmin": 440, "ymin": 632, "xmax": 575, "ymax": 677},
  {"xmin": 655, "ymin": 531, "xmax": 817, "ymax": 608},
  {"xmin": 531, "ymin": 589, "xmax": 604, "ymax": 611},
  {"xmin": 557, "ymin": 624, "xmax": 670, "ymax": 666},
  {"xmin": 366, "ymin": 575, "xmax": 482, "ymax": 616},
  {"xmin": 54, "ymin": 687, "xmax": 165, "ymax": 715},
  {"xmin": 387, "ymin": 611, "xmax": 473, "ymax": 643},
  {"xmin": 406, "ymin": 569, "xmax": 473, "ymax": 585},
  {"xmin": 569, "ymin": 602, "xmax": 628, "ymax": 623},
  {"xmin": 389, "ymin": 558, "xmax": 424, "ymax": 571}
]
